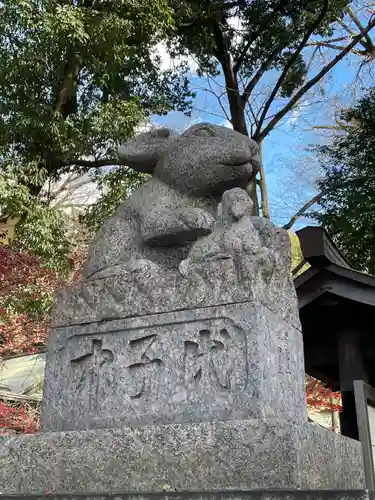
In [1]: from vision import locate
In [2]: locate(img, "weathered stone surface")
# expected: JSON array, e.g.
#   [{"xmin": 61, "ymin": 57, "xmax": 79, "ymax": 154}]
[
  {"xmin": 298, "ymin": 424, "xmax": 366, "ymax": 489},
  {"xmin": 118, "ymin": 127, "xmax": 178, "ymax": 174},
  {"xmin": 52, "ymin": 187, "xmax": 298, "ymax": 329},
  {"xmin": 0, "ymin": 421, "xmax": 365, "ymax": 494},
  {"xmin": 42, "ymin": 302, "xmax": 306, "ymax": 432},
  {"xmin": 152, "ymin": 123, "xmax": 261, "ymax": 197},
  {"xmin": 0, "ymin": 493, "xmax": 370, "ymax": 500}
]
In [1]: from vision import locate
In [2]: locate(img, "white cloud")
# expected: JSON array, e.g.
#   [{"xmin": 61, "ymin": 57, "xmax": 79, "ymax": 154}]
[
  {"xmin": 288, "ymin": 107, "xmax": 300, "ymax": 126},
  {"xmin": 287, "ymin": 99, "xmax": 310, "ymax": 126},
  {"xmin": 154, "ymin": 16, "xmax": 242, "ymax": 74},
  {"xmin": 135, "ymin": 120, "xmax": 155, "ymax": 134},
  {"xmin": 227, "ymin": 15, "xmax": 242, "ymax": 31},
  {"xmin": 155, "ymin": 43, "xmax": 199, "ymax": 73},
  {"xmin": 45, "ymin": 172, "xmax": 100, "ymax": 212},
  {"xmin": 227, "ymin": 16, "xmax": 244, "ymax": 47},
  {"xmin": 220, "ymin": 119, "xmax": 233, "ymax": 129}
]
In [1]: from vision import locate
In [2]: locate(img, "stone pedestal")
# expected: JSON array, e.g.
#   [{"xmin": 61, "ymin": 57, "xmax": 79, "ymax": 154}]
[
  {"xmin": 0, "ymin": 491, "xmax": 371, "ymax": 500},
  {"xmin": 0, "ymin": 183, "xmax": 367, "ymax": 495},
  {"xmin": 0, "ymin": 299, "xmax": 366, "ymax": 494}
]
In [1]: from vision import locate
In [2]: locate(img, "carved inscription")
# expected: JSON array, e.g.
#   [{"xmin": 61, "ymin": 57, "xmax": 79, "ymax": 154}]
[
  {"xmin": 70, "ymin": 338, "xmax": 114, "ymax": 411},
  {"xmin": 184, "ymin": 326, "xmax": 246, "ymax": 391},
  {"xmin": 67, "ymin": 318, "xmax": 247, "ymax": 408},
  {"xmin": 127, "ymin": 334, "xmax": 163, "ymax": 398}
]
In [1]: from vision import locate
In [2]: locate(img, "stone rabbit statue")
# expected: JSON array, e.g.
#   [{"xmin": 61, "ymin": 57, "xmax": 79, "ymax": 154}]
[{"xmin": 83, "ymin": 123, "xmax": 261, "ymax": 279}]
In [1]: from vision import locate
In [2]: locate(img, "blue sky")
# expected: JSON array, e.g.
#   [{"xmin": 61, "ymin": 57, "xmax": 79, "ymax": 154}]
[{"xmin": 152, "ymin": 47, "xmax": 371, "ymax": 231}]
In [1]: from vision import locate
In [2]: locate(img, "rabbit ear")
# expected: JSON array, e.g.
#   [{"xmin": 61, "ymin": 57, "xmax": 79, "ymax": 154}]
[{"xmin": 117, "ymin": 128, "xmax": 178, "ymax": 174}]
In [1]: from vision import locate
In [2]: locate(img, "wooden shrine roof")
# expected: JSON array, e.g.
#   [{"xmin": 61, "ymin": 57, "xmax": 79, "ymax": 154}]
[
  {"xmin": 295, "ymin": 226, "xmax": 375, "ymax": 309},
  {"xmin": 295, "ymin": 226, "xmax": 375, "ymax": 389}
]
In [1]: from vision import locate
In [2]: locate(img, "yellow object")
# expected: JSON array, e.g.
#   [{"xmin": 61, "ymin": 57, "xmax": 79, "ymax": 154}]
[{"xmin": 287, "ymin": 230, "xmax": 311, "ymax": 277}]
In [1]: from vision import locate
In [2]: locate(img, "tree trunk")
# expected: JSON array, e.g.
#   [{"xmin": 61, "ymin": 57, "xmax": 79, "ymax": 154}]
[
  {"xmin": 222, "ymin": 73, "xmax": 260, "ymax": 214},
  {"xmin": 212, "ymin": 20, "xmax": 260, "ymax": 213},
  {"xmin": 257, "ymin": 141, "xmax": 269, "ymax": 218},
  {"xmin": 226, "ymin": 78, "xmax": 248, "ymax": 136},
  {"xmin": 55, "ymin": 53, "xmax": 79, "ymax": 119}
]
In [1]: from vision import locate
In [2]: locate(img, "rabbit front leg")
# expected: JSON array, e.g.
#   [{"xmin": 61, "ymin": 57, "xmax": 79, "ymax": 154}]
[{"xmin": 143, "ymin": 206, "xmax": 216, "ymax": 246}]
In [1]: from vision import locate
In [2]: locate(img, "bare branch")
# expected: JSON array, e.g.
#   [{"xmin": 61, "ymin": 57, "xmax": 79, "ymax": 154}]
[
  {"xmin": 336, "ymin": 17, "xmax": 358, "ymax": 37},
  {"xmin": 247, "ymin": 102, "xmax": 259, "ymax": 129},
  {"xmin": 306, "ymin": 40, "xmax": 366, "ymax": 55},
  {"xmin": 205, "ymin": 76, "xmax": 232, "ymax": 121},
  {"xmin": 336, "ymin": 17, "xmax": 370, "ymax": 50},
  {"xmin": 241, "ymin": 39, "xmax": 290, "ymax": 104},
  {"xmin": 192, "ymin": 106, "xmax": 229, "ymax": 120},
  {"xmin": 51, "ymin": 177, "xmax": 97, "ymax": 206},
  {"xmin": 64, "ymin": 158, "xmax": 119, "ymax": 168},
  {"xmin": 48, "ymin": 172, "xmax": 77, "ymax": 201},
  {"xmin": 347, "ymin": 6, "xmax": 374, "ymax": 49},
  {"xmin": 257, "ymin": 16, "xmax": 375, "ymax": 142},
  {"xmin": 283, "ymin": 173, "xmax": 375, "ymax": 230},
  {"xmin": 233, "ymin": 0, "xmax": 290, "ymax": 74},
  {"xmin": 283, "ymin": 193, "xmax": 323, "ymax": 230},
  {"xmin": 254, "ymin": 0, "xmax": 330, "ymax": 140},
  {"xmin": 312, "ymin": 35, "xmax": 350, "ymax": 44}
]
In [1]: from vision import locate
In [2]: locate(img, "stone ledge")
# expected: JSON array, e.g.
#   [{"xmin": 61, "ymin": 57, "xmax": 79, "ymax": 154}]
[
  {"xmin": 0, "ymin": 490, "xmax": 370, "ymax": 500},
  {"xmin": 0, "ymin": 421, "xmax": 365, "ymax": 494}
]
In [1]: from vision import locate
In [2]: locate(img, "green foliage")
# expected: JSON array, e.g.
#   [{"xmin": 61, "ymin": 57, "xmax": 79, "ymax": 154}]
[
  {"xmin": 2, "ymin": 283, "xmax": 54, "ymax": 322},
  {"xmin": 14, "ymin": 204, "xmax": 71, "ymax": 274},
  {"xmin": 83, "ymin": 168, "xmax": 149, "ymax": 232},
  {"xmin": 279, "ymin": 52, "xmax": 308, "ymax": 98},
  {"xmin": 164, "ymin": 0, "xmax": 373, "ymax": 216},
  {"xmin": 314, "ymin": 87, "xmax": 375, "ymax": 273},
  {"xmin": 0, "ymin": 0, "xmax": 193, "ymax": 178},
  {"xmin": 0, "ymin": 168, "xmax": 71, "ymax": 272},
  {"xmin": 0, "ymin": 0, "xmax": 193, "ymax": 266}
]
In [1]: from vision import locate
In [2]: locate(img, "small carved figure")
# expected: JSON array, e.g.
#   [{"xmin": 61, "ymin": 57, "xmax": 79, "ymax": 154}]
[{"xmin": 179, "ymin": 187, "xmax": 273, "ymax": 280}]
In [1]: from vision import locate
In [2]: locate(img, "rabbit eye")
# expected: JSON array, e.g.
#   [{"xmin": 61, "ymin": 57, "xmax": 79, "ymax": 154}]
[
  {"xmin": 151, "ymin": 128, "xmax": 171, "ymax": 139},
  {"xmin": 145, "ymin": 128, "xmax": 172, "ymax": 143},
  {"xmin": 193, "ymin": 127, "xmax": 215, "ymax": 137}
]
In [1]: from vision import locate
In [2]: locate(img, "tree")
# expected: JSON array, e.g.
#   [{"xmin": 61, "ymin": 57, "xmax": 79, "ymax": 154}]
[
  {"xmin": 0, "ymin": 244, "xmax": 84, "ymax": 356},
  {"xmin": 83, "ymin": 168, "xmax": 149, "ymax": 233},
  {"xmin": 0, "ymin": 0, "xmax": 194, "ymax": 265},
  {"xmin": 0, "ymin": 211, "xmax": 86, "ymax": 436},
  {"xmin": 306, "ymin": 375, "xmax": 342, "ymax": 431},
  {"xmin": 0, "ymin": 243, "xmax": 83, "ymax": 435},
  {"xmin": 0, "ymin": 0, "xmax": 192, "ymax": 185},
  {"xmin": 167, "ymin": 0, "xmax": 375, "ymax": 215},
  {"xmin": 0, "ymin": 400, "xmax": 39, "ymax": 435},
  {"xmin": 306, "ymin": 87, "xmax": 375, "ymax": 273},
  {"xmin": 306, "ymin": 375, "xmax": 342, "ymax": 412}
]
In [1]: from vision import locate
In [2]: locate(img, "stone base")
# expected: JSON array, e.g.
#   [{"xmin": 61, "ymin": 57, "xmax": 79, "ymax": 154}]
[
  {"xmin": 0, "ymin": 492, "xmax": 371, "ymax": 500},
  {"xmin": 0, "ymin": 421, "xmax": 365, "ymax": 494}
]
